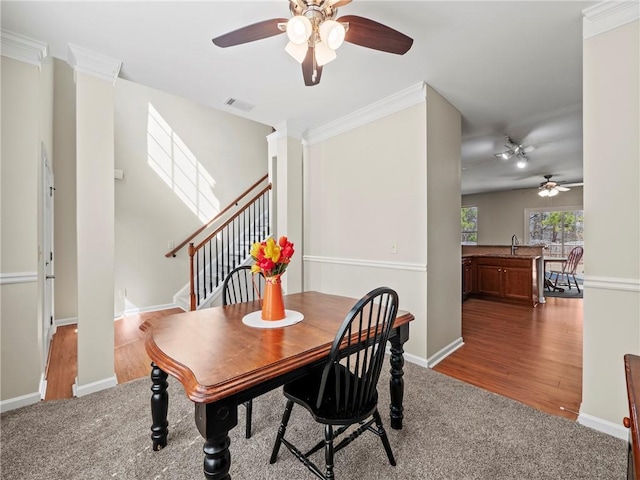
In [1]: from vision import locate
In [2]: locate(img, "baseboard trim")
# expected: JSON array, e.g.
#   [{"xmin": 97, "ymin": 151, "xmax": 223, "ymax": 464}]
[
  {"xmin": 427, "ymin": 337, "xmax": 465, "ymax": 367},
  {"xmin": 55, "ymin": 316, "xmax": 77, "ymax": 327},
  {"xmin": 0, "ymin": 390, "xmax": 41, "ymax": 413},
  {"xmin": 404, "ymin": 351, "xmax": 430, "ymax": 369},
  {"xmin": 73, "ymin": 375, "xmax": 118, "ymax": 398},
  {"xmin": 578, "ymin": 412, "xmax": 629, "ymax": 440},
  {"xmin": 39, "ymin": 373, "xmax": 47, "ymax": 400}
]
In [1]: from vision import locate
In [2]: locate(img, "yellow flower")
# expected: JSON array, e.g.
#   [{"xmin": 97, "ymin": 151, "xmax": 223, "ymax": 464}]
[
  {"xmin": 251, "ymin": 264, "xmax": 261, "ymax": 274},
  {"xmin": 250, "ymin": 241, "xmax": 261, "ymax": 259},
  {"xmin": 264, "ymin": 237, "xmax": 281, "ymax": 263}
]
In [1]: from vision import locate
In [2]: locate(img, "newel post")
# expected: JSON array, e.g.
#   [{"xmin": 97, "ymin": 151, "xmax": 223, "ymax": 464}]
[{"xmin": 188, "ymin": 242, "xmax": 196, "ymax": 311}]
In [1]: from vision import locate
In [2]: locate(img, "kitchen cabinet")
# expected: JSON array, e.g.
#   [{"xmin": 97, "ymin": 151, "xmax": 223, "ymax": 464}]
[{"xmin": 472, "ymin": 256, "xmax": 538, "ymax": 306}]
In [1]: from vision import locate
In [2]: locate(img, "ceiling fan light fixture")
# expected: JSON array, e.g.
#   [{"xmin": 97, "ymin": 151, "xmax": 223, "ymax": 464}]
[
  {"xmin": 319, "ymin": 20, "xmax": 346, "ymax": 50},
  {"xmin": 538, "ymin": 189, "xmax": 549, "ymax": 197},
  {"xmin": 315, "ymin": 41, "xmax": 337, "ymax": 66},
  {"xmin": 548, "ymin": 188, "xmax": 559, "ymax": 197},
  {"xmin": 516, "ymin": 157, "xmax": 528, "ymax": 168},
  {"xmin": 286, "ymin": 15, "xmax": 312, "ymax": 44},
  {"xmin": 285, "ymin": 41, "xmax": 308, "ymax": 63}
]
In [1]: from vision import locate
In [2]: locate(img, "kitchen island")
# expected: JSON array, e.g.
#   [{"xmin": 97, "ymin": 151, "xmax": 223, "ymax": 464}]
[{"xmin": 462, "ymin": 245, "xmax": 545, "ymax": 306}]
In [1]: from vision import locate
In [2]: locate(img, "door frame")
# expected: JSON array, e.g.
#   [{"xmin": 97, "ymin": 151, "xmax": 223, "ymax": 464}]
[{"xmin": 42, "ymin": 144, "xmax": 56, "ymax": 375}]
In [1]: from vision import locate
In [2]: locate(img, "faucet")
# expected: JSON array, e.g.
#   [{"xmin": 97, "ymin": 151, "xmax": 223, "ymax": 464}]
[{"xmin": 511, "ymin": 234, "xmax": 520, "ymax": 255}]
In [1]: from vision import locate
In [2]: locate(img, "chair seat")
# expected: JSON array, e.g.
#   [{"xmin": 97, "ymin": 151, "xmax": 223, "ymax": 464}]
[
  {"xmin": 284, "ymin": 365, "xmax": 378, "ymax": 425},
  {"xmin": 270, "ymin": 287, "xmax": 399, "ymax": 479}
]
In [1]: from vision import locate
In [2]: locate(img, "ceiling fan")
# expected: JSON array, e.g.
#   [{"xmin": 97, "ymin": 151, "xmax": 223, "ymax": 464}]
[
  {"xmin": 494, "ymin": 136, "xmax": 536, "ymax": 168},
  {"xmin": 211, "ymin": 0, "xmax": 414, "ymax": 86},
  {"xmin": 538, "ymin": 175, "xmax": 571, "ymax": 197}
]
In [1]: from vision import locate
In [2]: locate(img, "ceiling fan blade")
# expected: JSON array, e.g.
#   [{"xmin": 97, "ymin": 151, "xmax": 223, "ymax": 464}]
[
  {"xmin": 302, "ymin": 47, "xmax": 322, "ymax": 86},
  {"xmin": 212, "ymin": 18, "xmax": 288, "ymax": 48},
  {"xmin": 337, "ymin": 15, "xmax": 413, "ymax": 55},
  {"xmin": 556, "ymin": 186, "xmax": 570, "ymax": 192}
]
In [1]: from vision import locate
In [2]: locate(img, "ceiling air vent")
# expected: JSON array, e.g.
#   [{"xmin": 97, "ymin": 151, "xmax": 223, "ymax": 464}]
[{"xmin": 224, "ymin": 98, "xmax": 254, "ymax": 112}]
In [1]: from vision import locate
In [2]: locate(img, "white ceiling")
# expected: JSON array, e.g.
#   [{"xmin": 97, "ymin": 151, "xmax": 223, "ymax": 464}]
[{"xmin": 1, "ymin": 0, "xmax": 595, "ymax": 194}]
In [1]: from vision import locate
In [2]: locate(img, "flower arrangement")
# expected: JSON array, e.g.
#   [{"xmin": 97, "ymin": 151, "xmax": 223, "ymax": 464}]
[{"xmin": 250, "ymin": 236, "xmax": 295, "ymax": 278}]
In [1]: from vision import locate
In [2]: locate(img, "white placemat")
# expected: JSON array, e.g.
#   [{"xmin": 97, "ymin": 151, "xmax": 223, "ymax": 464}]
[{"xmin": 242, "ymin": 310, "xmax": 304, "ymax": 329}]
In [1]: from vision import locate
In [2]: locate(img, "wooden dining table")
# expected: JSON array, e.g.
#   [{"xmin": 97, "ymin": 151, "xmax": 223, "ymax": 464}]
[{"xmin": 140, "ymin": 290, "xmax": 415, "ymax": 480}]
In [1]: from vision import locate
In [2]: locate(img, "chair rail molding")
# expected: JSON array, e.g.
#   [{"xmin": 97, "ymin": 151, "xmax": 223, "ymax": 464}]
[
  {"xmin": 0, "ymin": 272, "xmax": 38, "ymax": 285},
  {"xmin": 0, "ymin": 29, "xmax": 49, "ymax": 67},
  {"xmin": 583, "ymin": 1, "xmax": 640, "ymax": 39},
  {"xmin": 583, "ymin": 275, "xmax": 640, "ymax": 292},
  {"xmin": 303, "ymin": 255, "xmax": 426, "ymax": 272}
]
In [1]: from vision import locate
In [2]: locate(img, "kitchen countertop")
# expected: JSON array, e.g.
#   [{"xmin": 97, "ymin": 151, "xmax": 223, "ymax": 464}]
[{"xmin": 462, "ymin": 253, "xmax": 541, "ymax": 260}]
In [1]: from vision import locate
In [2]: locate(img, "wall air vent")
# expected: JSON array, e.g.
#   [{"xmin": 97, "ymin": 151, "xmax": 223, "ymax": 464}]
[{"xmin": 224, "ymin": 98, "xmax": 254, "ymax": 112}]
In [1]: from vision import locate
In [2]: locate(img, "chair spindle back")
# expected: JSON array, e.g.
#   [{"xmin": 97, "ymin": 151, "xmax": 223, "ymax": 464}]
[
  {"xmin": 317, "ymin": 287, "xmax": 399, "ymax": 415},
  {"xmin": 222, "ymin": 265, "xmax": 264, "ymax": 306}
]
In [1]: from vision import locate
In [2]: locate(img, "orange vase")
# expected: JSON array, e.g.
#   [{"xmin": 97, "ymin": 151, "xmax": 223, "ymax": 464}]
[{"xmin": 262, "ymin": 275, "xmax": 286, "ymax": 321}]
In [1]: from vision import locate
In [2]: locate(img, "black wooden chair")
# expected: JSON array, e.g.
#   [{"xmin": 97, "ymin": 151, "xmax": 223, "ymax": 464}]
[
  {"xmin": 269, "ymin": 287, "xmax": 399, "ymax": 479},
  {"xmin": 221, "ymin": 265, "xmax": 265, "ymax": 439}
]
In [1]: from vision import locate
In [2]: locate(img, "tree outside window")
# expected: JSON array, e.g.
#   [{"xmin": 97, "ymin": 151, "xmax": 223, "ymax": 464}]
[
  {"xmin": 461, "ymin": 206, "xmax": 478, "ymax": 245},
  {"xmin": 528, "ymin": 208, "xmax": 584, "ymax": 274}
]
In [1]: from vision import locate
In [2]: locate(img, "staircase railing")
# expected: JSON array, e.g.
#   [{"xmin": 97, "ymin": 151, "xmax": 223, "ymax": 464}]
[
  {"xmin": 188, "ymin": 183, "xmax": 271, "ymax": 310},
  {"xmin": 165, "ymin": 174, "xmax": 269, "ymax": 258}
]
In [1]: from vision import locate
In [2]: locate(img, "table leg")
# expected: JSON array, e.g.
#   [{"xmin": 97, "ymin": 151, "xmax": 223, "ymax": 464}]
[
  {"xmin": 150, "ymin": 362, "xmax": 169, "ymax": 451},
  {"xmin": 195, "ymin": 398, "xmax": 238, "ymax": 480},
  {"xmin": 389, "ymin": 323, "xmax": 409, "ymax": 430}
]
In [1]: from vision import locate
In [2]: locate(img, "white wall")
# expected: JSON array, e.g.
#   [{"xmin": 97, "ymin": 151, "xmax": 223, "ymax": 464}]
[
  {"xmin": 580, "ymin": 18, "xmax": 639, "ymax": 434},
  {"xmin": 1, "ymin": 55, "xmax": 52, "ymax": 404},
  {"xmin": 463, "ymin": 186, "xmax": 584, "ymax": 245},
  {"xmin": 75, "ymin": 71, "xmax": 116, "ymax": 392},
  {"xmin": 304, "ymin": 103, "xmax": 429, "ymax": 359},
  {"xmin": 113, "ymin": 79, "xmax": 272, "ymax": 313},
  {"xmin": 425, "ymin": 85, "xmax": 462, "ymax": 358},
  {"xmin": 52, "ymin": 58, "xmax": 77, "ymax": 321},
  {"xmin": 267, "ymin": 127, "xmax": 304, "ymax": 294}
]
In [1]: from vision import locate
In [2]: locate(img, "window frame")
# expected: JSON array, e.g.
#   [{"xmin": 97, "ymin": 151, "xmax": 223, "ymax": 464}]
[
  {"xmin": 461, "ymin": 205, "xmax": 478, "ymax": 245},
  {"xmin": 524, "ymin": 205, "xmax": 584, "ymax": 256}
]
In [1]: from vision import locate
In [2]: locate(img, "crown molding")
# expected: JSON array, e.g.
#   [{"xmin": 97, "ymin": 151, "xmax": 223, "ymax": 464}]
[
  {"xmin": 583, "ymin": 1, "xmax": 639, "ymax": 39},
  {"xmin": 267, "ymin": 121, "xmax": 305, "ymax": 143},
  {"xmin": 267, "ymin": 121, "xmax": 288, "ymax": 143},
  {"xmin": 67, "ymin": 44, "xmax": 122, "ymax": 85},
  {"xmin": 304, "ymin": 81, "xmax": 427, "ymax": 146},
  {"xmin": 0, "ymin": 30, "xmax": 49, "ymax": 68}
]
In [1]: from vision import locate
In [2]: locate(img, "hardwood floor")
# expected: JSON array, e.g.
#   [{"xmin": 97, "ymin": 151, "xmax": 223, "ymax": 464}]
[
  {"xmin": 433, "ymin": 296, "xmax": 583, "ymax": 421},
  {"xmin": 45, "ymin": 299, "xmax": 583, "ymax": 423},
  {"xmin": 45, "ymin": 308, "xmax": 183, "ymax": 401}
]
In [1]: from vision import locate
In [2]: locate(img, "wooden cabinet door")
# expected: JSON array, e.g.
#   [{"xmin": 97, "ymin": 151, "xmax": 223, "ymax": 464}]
[
  {"xmin": 502, "ymin": 266, "xmax": 532, "ymax": 301},
  {"xmin": 477, "ymin": 264, "xmax": 502, "ymax": 297}
]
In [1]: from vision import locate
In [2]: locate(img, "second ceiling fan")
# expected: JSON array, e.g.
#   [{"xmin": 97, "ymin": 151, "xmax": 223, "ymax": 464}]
[{"xmin": 212, "ymin": 0, "xmax": 413, "ymax": 86}]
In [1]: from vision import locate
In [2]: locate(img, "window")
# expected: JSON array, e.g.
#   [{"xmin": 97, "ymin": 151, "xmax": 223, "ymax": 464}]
[
  {"xmin": 527, "ymin": 208, "xmax": 584, "ymax": 271},
  {"xmin": 461, "ymin": 206, "xmax": 478, "ymax": 245}
]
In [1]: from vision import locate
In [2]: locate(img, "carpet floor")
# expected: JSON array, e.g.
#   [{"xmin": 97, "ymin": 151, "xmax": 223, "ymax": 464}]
[{"xmin": 1, "ymin": 361, "xmax": 626, "ymax": 479}]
